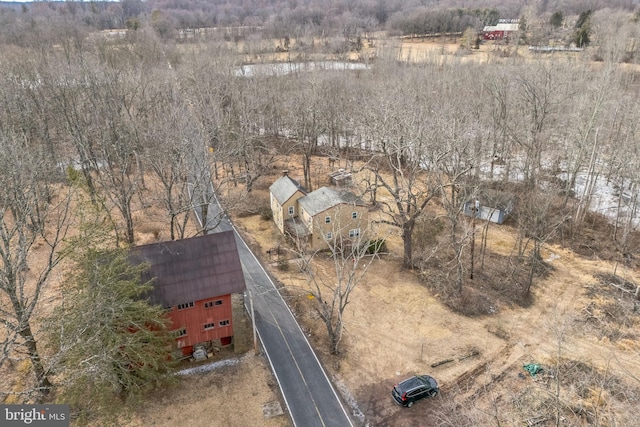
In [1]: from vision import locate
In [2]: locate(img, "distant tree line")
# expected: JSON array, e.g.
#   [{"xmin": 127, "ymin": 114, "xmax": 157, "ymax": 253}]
[
  {"xmin": 388, "ymin": 7, "xmax": 501, "ymax": 35},
  {"xmin": 0, "ymin": 0, "xmax": 637, "ymax": 38}
]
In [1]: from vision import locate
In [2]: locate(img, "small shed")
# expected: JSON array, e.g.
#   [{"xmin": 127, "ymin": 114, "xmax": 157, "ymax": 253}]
[
  {"xmin": 463, "ymin": 190, "xmax": 515, "ymax": 224},
  {"xmin": 328, "ymin": 169, "xmax": 353, "ymax": 187}
]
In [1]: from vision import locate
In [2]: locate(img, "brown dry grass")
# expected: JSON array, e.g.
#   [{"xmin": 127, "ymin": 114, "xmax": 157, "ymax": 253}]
[
  {"xmin": 227, "ymin": 157, "xmax": 640, "ymax": 426},
  {"xmin": 3, "ymin": 150, "xmax": 640, "ymax": 426},
  {"xmin": 5, "ymin": 157, "xmax": 640, "ymax": 425}
]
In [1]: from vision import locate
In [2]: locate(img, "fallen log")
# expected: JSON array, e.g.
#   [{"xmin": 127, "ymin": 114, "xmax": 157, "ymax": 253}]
[
  {"xmin": 458, "ymin": 350, "xmax": 480, "ymax": 362},
  {"xmin": 431, "ymin": 358, "xmax": 454, "ymax": 368}
]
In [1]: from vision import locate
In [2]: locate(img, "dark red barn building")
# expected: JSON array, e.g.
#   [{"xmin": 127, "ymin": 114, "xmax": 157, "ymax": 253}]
[
  {"xmin": 482, "ymin": 19, "xmax": 520, "ymax": 41},
  {"xmin": 131, "ymin": 230, "xmax": 246, "ymax": 357}
]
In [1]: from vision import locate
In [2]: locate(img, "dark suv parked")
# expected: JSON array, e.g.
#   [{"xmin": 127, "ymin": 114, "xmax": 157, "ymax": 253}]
[{"xmin": 391, "ymin": 375, "xmax": 439, "ymax": 407}]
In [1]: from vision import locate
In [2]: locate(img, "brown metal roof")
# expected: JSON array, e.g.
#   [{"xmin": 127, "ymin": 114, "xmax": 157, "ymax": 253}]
[{"xmin": 130, "ymin": 230, "xmax": 246, "ymax": 308}]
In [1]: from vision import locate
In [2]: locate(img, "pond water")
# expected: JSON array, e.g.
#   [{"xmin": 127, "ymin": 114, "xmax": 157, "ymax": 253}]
[{"xmin": 236, "ymin": 61, "xmax": 369, "ymax": 77}]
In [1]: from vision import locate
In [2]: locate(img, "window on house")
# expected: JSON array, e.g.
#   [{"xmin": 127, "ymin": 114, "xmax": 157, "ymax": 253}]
[
  {"xmin": 177, "ymin": 301, "xmax": 194, "ymax": 310},
  {"xmin": 349, "ymin": 228, "xmax": 361, "ymax": 238},
  {"xmin": 204, "ymin": 300, "xmax": 223, "ymax": 309},
  {"xmin": 288, "ymin": 206, "xmax": 295, "ymax": 215},
  {"xmin": 326, "ymin": 232, "xmax": 332, "ymax": 240},
  {"xmin": 175, "ymin": 328, "xmax": 187, "ymax": 337},
  {"xmin": 219, "ymin": 320, "xmax": 230, "ymax": 327},
  {"xmin": 352, "ymin": 212, "xmax": 358, "ymax": 219},
  {"xmin": 325, "ymin": 216, "xmax": 331, "ymax": 224},
  {"xmin": 203, "ymin": 323, "xmax": 216, "ymax": 330}
]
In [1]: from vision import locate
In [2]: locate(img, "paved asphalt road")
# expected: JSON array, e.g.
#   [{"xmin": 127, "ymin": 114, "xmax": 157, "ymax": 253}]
[{"xmin": 197, "ymin": 197, "xmax": 354, "ymax": 427}]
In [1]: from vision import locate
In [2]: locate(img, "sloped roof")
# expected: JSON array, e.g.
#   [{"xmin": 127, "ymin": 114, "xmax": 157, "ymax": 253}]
[
  {"xmin": 462, "ymin": 188, "xmax": 516, "ymax": 213},
  {"xmin": 130, "ymin": 230, "xmax": 246, "ymax": 308},
  {"xmin": 483, "ymin": 23, "xmax": 519, "ymax": 32},
  {"xmin": 298, "ymin": 186, "xmax": 366, "ymax": 217},
  {"xmin": 269, "ymin": 175, "xmax": 306, "ymax": 205}
]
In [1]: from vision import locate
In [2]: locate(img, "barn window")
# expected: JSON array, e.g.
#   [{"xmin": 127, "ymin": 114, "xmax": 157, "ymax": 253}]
[
  {"xmin": 219, "ymin": 320, "xmax": 230, "ymax": 327},
  {"xmin": 204, "ymin": 300, "xmax": 223, "ymax": 309},
  {"xmin": 175, "ymin": 328, "xmax": 187, "ymax": 337},
  {"xmin": 203, "ymin": 323, "xmax": 216, "ymax": 330},
  {"xmin": 177, "ymin": 302, "xmax": 194, "ymax": 310}
]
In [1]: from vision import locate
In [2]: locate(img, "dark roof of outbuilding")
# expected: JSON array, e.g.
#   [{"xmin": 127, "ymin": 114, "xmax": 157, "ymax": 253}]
[
  {"xmin": 130, "ymin": 230, "xmax": 246, "ymax": 308},
  {"xmin": 269, "ymin": 175, "xmax": 307, "ymax": 204}
]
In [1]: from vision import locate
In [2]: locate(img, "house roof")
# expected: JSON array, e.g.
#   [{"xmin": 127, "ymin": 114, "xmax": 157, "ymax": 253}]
[
  {"xmin": 463, "ymin": 189, "xmax": 516, "ymax": 213},
  {"xmin": 298, "ymin": 186, "xmax": 366, "ymax": 217},
  {"xmin": 269, "ymin": 175, "xmax": 306, "ymax": 205},
  {"xmin": 130, "ymin": 230, "xmax": 246, "ymax": 308},
  {"xmin": 483, "ymin": 23, "xmax": 519, "ymax": 32}
]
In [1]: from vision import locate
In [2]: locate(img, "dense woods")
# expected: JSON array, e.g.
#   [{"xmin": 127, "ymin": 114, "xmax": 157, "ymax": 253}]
[{"xmin": 1, "ymin": 0, "xmax": 640, "ymax": 424}]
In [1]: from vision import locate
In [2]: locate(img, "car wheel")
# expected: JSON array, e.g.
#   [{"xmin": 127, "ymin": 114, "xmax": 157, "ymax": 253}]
[
  {"xmin": 430, "ymin": 390, "xmax": 439, "ymax": 397},
  {"xmin": 407, "ymin": 401, "xmax": 414, "ymax": 408}
]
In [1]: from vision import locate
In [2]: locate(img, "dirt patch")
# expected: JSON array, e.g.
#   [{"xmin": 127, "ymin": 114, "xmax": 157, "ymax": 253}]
[{"xmin": 126, "ymin": 353, "xmax": 290, "ymax": 427}]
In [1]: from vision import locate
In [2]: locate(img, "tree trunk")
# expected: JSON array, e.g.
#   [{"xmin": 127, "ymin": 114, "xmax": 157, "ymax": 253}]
[
  {"xmin": 125, "ymin": 205, "xmax": 135, "ymax": 244},
  {"xmin": 201, "ymin": 203, "xmax": 209, "ymax": 235},
  {"xmin": 170, "ymin": 213, "xmax": 176, "ymax": 241},
  {"xmin": 19, "ymin": 326, "xmax": 52, "ymax": 396},
  {"xmin": 303, "ymin": 153, "xmax": 312, "ymax": 191},
  {"xmin": 402, "ymin": 222, "xmax": 413, "ymax": 268}
]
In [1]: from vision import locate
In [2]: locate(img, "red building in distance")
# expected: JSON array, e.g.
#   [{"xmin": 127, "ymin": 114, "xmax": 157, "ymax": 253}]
[{"xmin": 482, "ymin": 19, "xmax": 520, "ymax": 41}]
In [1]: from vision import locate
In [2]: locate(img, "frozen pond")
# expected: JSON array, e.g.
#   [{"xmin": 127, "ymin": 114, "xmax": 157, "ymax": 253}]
[{"xmin": 236, "ymin": 61, "xmax": 369, "ymax": 77}]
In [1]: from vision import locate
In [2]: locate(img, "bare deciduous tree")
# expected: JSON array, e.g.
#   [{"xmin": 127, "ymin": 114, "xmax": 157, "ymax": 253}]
[
  {"xmin": 293, "ymin": 213, "xmax": 382, "ymax": 354},
  {"xmin": 0, "ymin": 132, "xmax": 71, "ymax": 398},
  {"xmin": 360, "ymin": 74, "xmax": 440, "ymax": 268}
]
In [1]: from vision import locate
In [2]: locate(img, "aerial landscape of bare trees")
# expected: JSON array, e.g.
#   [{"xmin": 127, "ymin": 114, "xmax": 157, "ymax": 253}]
[{"xmin": 0, "ymin": 0, "xmax": 639, "ymax": 423}]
